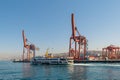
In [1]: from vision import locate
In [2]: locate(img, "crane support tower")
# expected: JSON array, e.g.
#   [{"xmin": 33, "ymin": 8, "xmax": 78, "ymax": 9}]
[{"xmin": 69, "ymin": 13, "xmax": 87, "ymax": 60}]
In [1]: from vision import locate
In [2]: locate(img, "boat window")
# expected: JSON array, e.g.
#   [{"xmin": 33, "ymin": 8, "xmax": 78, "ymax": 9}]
[
  {"xmin": 51, "ymin": 61, "xmax": 58, "ymax": 63},
  {"xmin": 60, "ymin": 59, "xmax": 66, "ymax": 60}
]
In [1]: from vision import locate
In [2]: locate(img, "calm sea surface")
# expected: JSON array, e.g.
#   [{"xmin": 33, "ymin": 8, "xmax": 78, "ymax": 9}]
[{"xmin": 0, "ymin": 61, "xmax": 120, "ymax": 80}]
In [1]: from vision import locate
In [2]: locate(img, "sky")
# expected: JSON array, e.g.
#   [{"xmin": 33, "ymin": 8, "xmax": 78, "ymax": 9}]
[{"xmin": 0, "ymin": 0, "xmax": 120, "ymax": 60}]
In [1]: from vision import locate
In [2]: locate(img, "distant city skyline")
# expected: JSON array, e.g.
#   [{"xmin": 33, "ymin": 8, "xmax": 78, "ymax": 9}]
[{"xmin": 0, "ymin": 0, "xmax": 120, "ymax": 60}]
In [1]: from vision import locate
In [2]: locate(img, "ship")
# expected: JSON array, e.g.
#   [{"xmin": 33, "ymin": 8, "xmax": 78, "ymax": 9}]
[
  {"xmin": 31, "ymin": 56, "xmax": 73, "ymax": 65},
  {"xmin": 31, "ymin": 49, "xmax": 74, "ymax": 65}
]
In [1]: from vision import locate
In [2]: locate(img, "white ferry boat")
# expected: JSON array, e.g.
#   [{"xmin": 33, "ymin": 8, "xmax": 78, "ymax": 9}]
[
  {"xmin": 31, "ymin": 57, "xmax": 73, "ymax": 65},
  {"xmin": 31, "ymin": 49, "xmax": 73, "ymax": 65}
]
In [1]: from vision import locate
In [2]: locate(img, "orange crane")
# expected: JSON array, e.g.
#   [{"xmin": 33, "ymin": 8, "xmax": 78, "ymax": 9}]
[
  {"xmin": 22, "ymin": 30, "xmax": 39, "ymax": 61},
  {"xmin": 69, "ymin": 13, "xmax": 87, "ymax": 60}
]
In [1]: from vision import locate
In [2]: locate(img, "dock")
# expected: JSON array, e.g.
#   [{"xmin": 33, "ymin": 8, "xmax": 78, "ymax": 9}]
[
  {"xmin": 12, "ymin": 60, "xmax": 30, "ymax": 63},
  {"xmin": 12, "ymin": 59, "xmax": 120, "ymax": 64},
  {"xmin": 74, "ymin": 60, "xmax": 120, "ymax": 63}
]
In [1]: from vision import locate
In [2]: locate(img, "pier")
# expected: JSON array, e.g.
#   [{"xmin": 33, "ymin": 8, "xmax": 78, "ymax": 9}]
[{"xmin": 74, "ymin": 60, "xmax": 120, "ymax": 63}]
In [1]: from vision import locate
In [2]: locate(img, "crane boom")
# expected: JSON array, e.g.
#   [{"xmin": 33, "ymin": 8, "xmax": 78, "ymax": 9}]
[
  {"xmin": 22, "ymin": 30, "xmax": 27, "ymax": 47},
  {"xmin": 71, "ymin": 13, "xmax": 76, "ymax": 39},
  {"xmin": 71, "ymin": 13, "xmax": 81, "ymax": 42}
]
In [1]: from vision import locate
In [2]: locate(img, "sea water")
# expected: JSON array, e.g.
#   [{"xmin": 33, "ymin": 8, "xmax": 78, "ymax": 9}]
[{"xmin": 0, "ymin": 61, "xmax": 120, "ymax": 80}]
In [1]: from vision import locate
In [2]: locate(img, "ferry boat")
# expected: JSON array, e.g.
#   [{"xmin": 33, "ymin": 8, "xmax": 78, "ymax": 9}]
[
  {"xmin": 31, "ymin": 49, "xmax": 74, "ymax": 65},
  {"xmin": 31, "ymin": 57, "xmax": 74, "ymax": 65}
]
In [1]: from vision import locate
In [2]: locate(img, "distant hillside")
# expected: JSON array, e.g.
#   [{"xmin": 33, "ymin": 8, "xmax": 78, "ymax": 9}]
[{"xmin": 51, "ymin": 50, "xmax": 102, "ymax": 57}]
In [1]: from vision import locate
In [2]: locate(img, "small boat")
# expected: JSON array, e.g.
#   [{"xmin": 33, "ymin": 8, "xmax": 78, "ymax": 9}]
[{"xmin": 31, "ymin": 56, "xmax": 74, "ymax": 65}]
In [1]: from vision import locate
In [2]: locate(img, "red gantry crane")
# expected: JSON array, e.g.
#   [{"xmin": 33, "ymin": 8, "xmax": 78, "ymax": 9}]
[
  {"xmin": 102, "ymin": 45, "xmax": 120, "ymax": 60},
  {"xmin": 69, "ymin": 13, "xmax": 87, "ymax": 60},
  {"xmin": 22, "ymin": 30, "xmax": 39, "ymax": 61}
]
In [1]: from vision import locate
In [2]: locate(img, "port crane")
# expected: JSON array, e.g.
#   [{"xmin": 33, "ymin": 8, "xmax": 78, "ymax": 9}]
[
  {"xmin": 69, "ymin": 13, "xmax": 87, "ymax": 60},
  {"xmin": 45, "ymin": 48, "xmax": 53, "ymax": 58},
  {"xmin": 102, "ymin": 45, "xmax": 120, "ymax": 60},
  {"xmin": 22, "ymin": 30, "xmax": 39, "ymax": 61}
]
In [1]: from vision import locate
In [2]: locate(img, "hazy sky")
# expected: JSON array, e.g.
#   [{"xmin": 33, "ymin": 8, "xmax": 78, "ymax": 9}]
[{"xmin": 0, "ymin": 0, "xmax": 120, "ymax": 60}]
